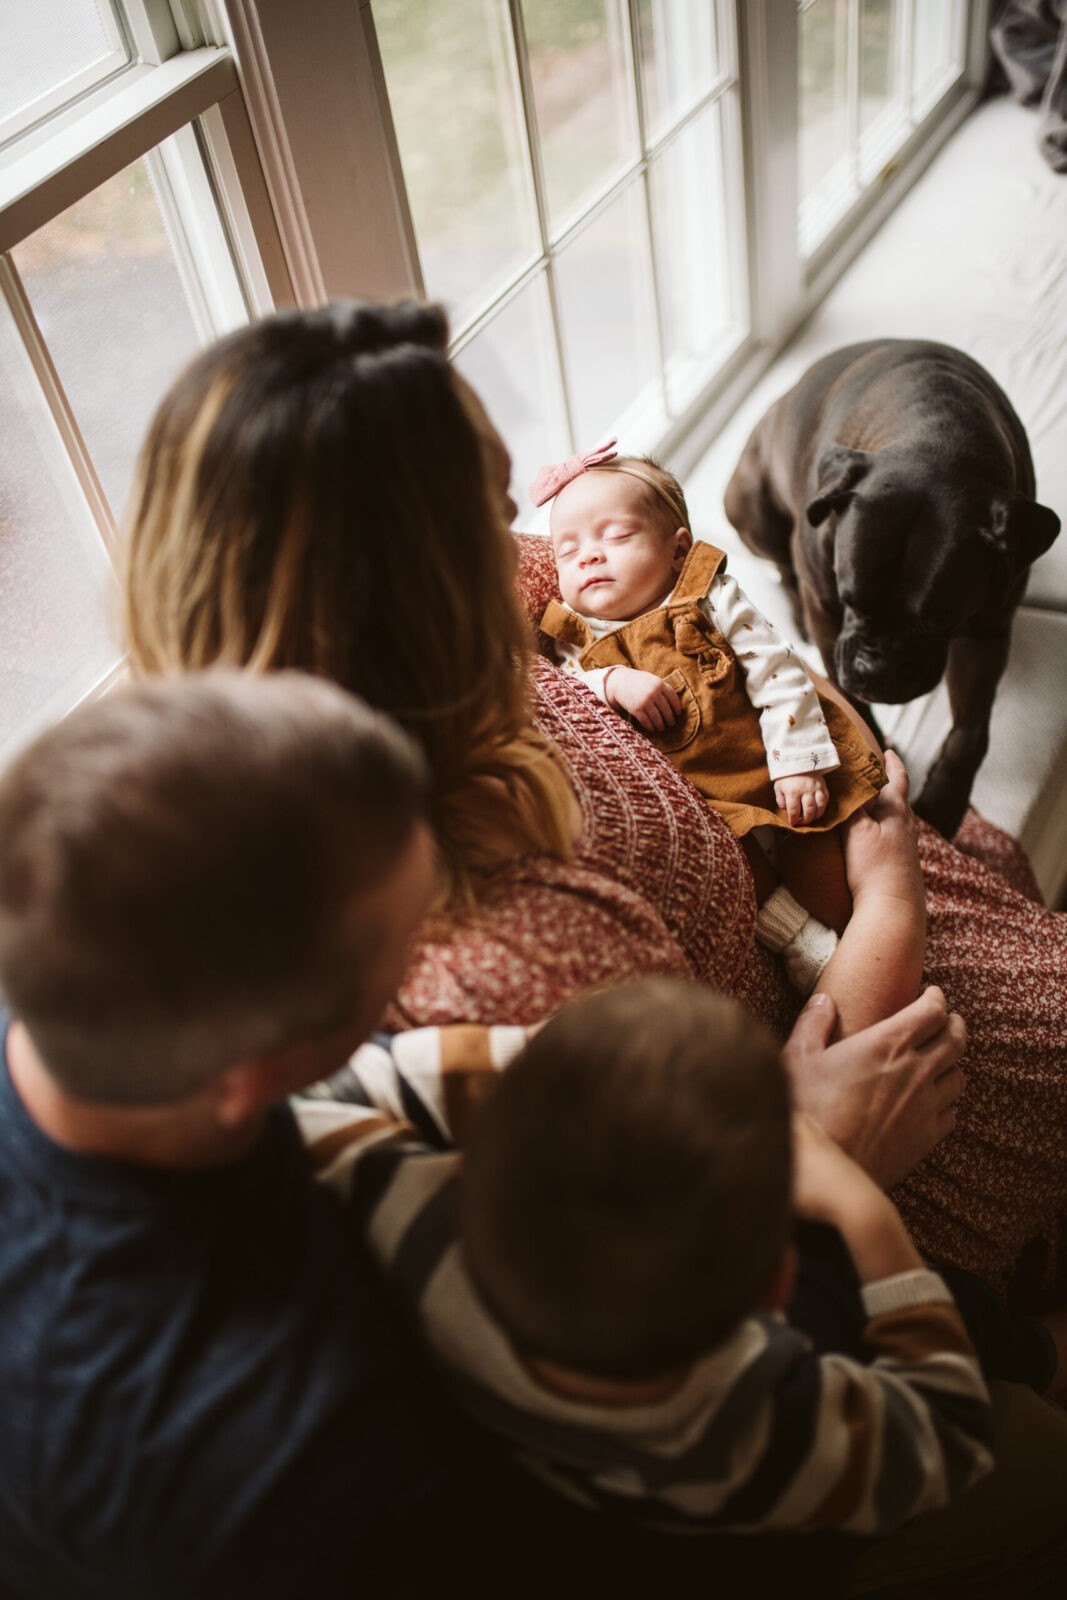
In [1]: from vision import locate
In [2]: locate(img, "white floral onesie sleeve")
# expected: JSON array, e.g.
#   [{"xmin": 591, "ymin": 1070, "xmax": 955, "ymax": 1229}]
[{"xmin": 704, "ymin": 571, "xmax": 840, "ymax": 779}]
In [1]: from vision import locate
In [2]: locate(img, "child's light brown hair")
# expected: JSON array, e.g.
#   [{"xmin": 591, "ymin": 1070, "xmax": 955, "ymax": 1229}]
[
  {"xmin": 0, "ymin": 672, "xmax": 427, "ymax": 1104},
  {"xmin": 461, "ymin": 978, "xmax": 792, "ymax": 1381}
]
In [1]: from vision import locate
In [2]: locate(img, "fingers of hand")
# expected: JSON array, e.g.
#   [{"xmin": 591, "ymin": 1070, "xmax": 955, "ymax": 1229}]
[
  {"xmin": 778, "ymin": 777, "xmax": 828, "ymax": 826},
  {"xmin": 873, "ymin": 750, "xmax": 910, "ymax": 817},
  {"xmin": 930, "ymin": 1064, "xmax": 965, "ymax": 1143},
  {"xmin": 931, "ymin": 1062, "xmax": 966, "ymax": 1109},
  {"xmin": 783, "ymin": 992, "xmax": 838, "ymax": 1064},
  {"xmin": 800, "ymin": 789, "xmax": 822, "ymax": 823},
  {"xmin": 883, "ymin": 748, "xmax": 909, "ymax": 795},
  {"xmin": 896, "ymin": 985, "xmax": 952, "ymax": 1048},
  {"xmin": 638, "ymin": 688, "xmax": 679, "ymax": 731}
]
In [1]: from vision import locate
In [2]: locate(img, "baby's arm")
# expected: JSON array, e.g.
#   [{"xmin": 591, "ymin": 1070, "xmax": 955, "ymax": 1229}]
[
  {"xmin": 554, "ymin": 637, "xmax": 682, "ymax": 733},
  {"xmin": 603, "ymin": 667, "xmax": 683, "ymax": 732},
  {"xmin": 706, "ymin": 572, "xmax": 838, "ymax": 823}
]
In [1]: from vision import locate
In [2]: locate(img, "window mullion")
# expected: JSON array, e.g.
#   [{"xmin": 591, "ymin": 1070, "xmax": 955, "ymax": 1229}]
[
  {"xmin": 847, "ymin": 0, "xmax": 861, "ymax": 196},
  {"xmin": 198, "ymin": 91, "xmax": 295, "ymax": 313},
  {"xmin": 627, "ymin": 0, "xmax": 668, "ymax": 410},
  {"xmin": 222, "ymin": 0, "xmax": 419, "ymax": 305},
  {"xmin": 902, "ymin": 0, "xmax": 915, "ymax": 125},
  {"xmin": 507, "ymin": 0, "xmax": 576, "ymax": 451},
  {"xmin": 0, "ymin": 255, "xmax": 119, "ymax": 558}
]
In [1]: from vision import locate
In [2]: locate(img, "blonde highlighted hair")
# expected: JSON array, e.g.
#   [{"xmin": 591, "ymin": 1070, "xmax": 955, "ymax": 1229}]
[{"xmin": 124, "ymin": 301, "xmax": 576, "ymax": 896}]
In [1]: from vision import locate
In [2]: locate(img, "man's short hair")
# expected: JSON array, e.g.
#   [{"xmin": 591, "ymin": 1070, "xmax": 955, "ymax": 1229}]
[
  {"xmin": 462, "ymin": 979, "xmax": 792, "ymax": 1381},
  {"xmin": 0, "ymin": 672, "xmax": 427, "ymax": 1104}
]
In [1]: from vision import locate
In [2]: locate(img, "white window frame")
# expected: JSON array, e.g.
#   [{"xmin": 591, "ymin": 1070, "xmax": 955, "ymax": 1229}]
[{"xmin": 0, "ymin": 0, "xmax": 291, "ymax": 744}]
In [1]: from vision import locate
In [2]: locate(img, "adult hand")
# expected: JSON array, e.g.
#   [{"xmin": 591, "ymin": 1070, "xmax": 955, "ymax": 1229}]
[
  {"xmin": 605, "ymin": 667, "xmax": 682, "ymax": 732},
  {"xmin": 842, "ymin": 749, "xmax": 924, "ymax": 912},
  {"xmin": 782, "ymin": 986, "xmax": 967, "ymax": 1190}
]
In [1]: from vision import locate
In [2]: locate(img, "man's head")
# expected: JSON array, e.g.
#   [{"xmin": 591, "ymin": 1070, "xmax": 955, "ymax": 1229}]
[
  {"xmin": 550, "ymin": 456, "xmax": 693, "ymax": 622},
  {"xmin": 0, "ymin": 672, "xmax": 433, "ymax": 1108},
  {"xmin": 461, "ymin": 978, "xmax": 793, "ymax": 1383}
]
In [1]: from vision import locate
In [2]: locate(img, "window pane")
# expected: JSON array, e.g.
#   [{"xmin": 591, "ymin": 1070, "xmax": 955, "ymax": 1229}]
[
  {"xmin": 798, "ymin": 0, "xmax": 850, "ymax": 211},
  {"xmin": 554, "ymin": 182, "xmax": 658, "ymax": 446},
  {"xmin": 523, "ymin": 0, "xmax": 638, "ymax": 236},
  {"xmin": 912, "ymin": 0, "xmax": 962, "ymax": 115},
  {"xmin": 375, "ymin": 0, "xmax": 539, "ymax": 330},
  {"xmin": 650, "ymin": 101, "xmax": 743, "ymax": 416},
  {"xmin": 12, "ymin": 152, "xmax": 204, "ymax": 523},
  {"xmin": 454, "ymin": 277, "xmax": 567, "ymax": 520},
  {"xmin": 635, "ymin": 0, "xmax": 719, "ymax": 144},
  {"xmin": 2, "ymin": 0, "xmax": 126, "ymax": 144},
  {"xmin": 0, "ymin": 297, "xmax": 118, "ymax": 752},
  {"xmin": 859, "ymin": 0, "xmax": 898, "ymax": 138}
]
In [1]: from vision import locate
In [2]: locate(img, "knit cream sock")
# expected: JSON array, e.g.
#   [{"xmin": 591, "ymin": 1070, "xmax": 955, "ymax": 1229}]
[{"xmin": 756, "ymin": 886, "xmax": 839, "ymax": 995}]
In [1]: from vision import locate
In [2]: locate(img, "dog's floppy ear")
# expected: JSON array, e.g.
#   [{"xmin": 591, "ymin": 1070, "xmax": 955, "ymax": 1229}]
[
  {"xmin": 806, "ymin": 446, "xmax": 872, "ymax": 527},
  {"xmin": 979, "ymin": 492, "xmax": 1061, "ymax": 576}
]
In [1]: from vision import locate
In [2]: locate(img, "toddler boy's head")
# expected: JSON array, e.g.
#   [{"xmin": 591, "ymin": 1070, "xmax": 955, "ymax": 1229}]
[
  {"xmin": 550, "ymin": 457, "xmax": 694, "ymax": 622},
  {"xmin": 0, "ymin": 671, "xmax": 430, "ymax": 1106},
  {"xmin": 461, "ymin": 978, "xmax": 792, "ymax": 1383}
]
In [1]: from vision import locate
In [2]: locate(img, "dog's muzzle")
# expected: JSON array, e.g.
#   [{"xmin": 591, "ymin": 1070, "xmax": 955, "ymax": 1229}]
[{"xmin": 834, "ymin": 625, "xmax": 946, "ymax": 705}]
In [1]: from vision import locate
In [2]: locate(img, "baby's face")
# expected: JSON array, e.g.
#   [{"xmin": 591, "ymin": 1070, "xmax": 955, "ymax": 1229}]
[{"xmin": 551, "ymin": 470, "xmax": 688, "ymax": 622}]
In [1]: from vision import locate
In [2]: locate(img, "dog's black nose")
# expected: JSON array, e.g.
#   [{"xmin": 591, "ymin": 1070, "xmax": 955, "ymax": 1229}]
[{"xmin": 835, "ymin": 631, "xmax": 944, "ymax": 704}]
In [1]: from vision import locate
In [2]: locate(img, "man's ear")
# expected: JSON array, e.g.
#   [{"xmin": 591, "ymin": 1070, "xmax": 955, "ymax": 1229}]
[
  {"xmin": 806, "ymin": 445, "xmax": 872, "ymax": 528},
  {"xmin": 979, "ymin": 491, "xmax": 1060, "ymax": 576},
  {"xmin": 213, "ymin": 1058, "xmax": 285, "ymax": 1129},
  {"xmin": 671, "ymin": 526, "xmax": 694, "ymax": 568},
  {"xmin": 755, "ymin": 1244, "xmax": 798, "ymax": 1313}
]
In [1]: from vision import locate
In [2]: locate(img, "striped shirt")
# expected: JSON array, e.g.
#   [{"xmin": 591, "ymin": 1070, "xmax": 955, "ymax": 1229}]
[{"xmin": 296, "ymin": 1038, "xmax": 993, "ymax": 1537}]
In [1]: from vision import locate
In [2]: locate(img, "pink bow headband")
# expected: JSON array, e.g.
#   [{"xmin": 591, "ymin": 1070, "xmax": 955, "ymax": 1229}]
[
  {"xmin": 529, "ymin": 438, "xmax": 618, "ymax": 506},
  {"xmin": 529, "ymin": 437, "xmax": 687, "ymax": 525}
]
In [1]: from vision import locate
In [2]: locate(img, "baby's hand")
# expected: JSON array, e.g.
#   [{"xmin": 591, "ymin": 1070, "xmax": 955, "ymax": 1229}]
[
  {"xmin": 605, "ymin": 668, "xmax": 682, "ymax": 732},
  {"xmin": 775, "ymin": 772, "xmax": 829, "ymax": 825}
]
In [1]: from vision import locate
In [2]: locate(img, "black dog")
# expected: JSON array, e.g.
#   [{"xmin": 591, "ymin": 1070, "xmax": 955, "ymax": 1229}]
[{"xmin": 723, "ymin": 339, "xmax": 1060, "ymax": 838}]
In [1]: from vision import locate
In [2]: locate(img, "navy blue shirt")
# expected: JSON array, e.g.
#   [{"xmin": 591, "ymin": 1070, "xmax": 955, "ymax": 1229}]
[{"xmin": 0, "ymin": 1013, "xmax": 461, "ymax": 1598}]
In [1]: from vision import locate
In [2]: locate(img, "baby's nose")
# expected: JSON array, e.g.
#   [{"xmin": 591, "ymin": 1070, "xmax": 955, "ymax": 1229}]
[{"xmin": 578, "ymin": 545, "xmax": 604, "ymax": 565}]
